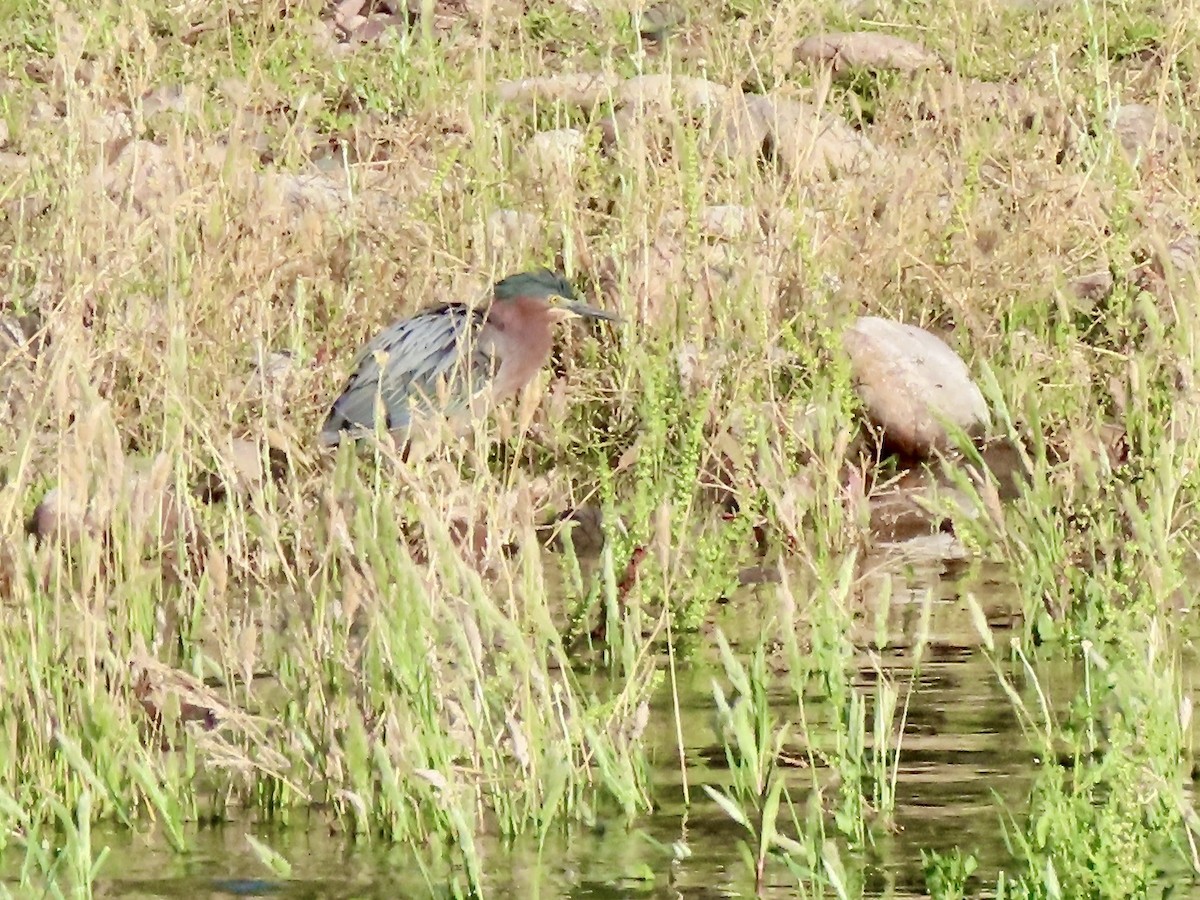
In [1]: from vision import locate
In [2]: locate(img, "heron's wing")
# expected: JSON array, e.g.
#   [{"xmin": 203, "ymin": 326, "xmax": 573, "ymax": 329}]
[{"xmin": 321, "ymin": 304, "xmax": 495, "ymax": 440}]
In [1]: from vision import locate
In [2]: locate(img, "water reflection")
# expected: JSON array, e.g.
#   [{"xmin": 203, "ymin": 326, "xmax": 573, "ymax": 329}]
[{"xmin": 62, "ymin": 533, "xmax": 1061, "ymax": 899}]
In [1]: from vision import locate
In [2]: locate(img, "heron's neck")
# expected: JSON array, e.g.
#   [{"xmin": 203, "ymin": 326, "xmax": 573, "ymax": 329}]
[{"xmin": 486, "ymin": 296, "xmax": 555, "ymax": 398}]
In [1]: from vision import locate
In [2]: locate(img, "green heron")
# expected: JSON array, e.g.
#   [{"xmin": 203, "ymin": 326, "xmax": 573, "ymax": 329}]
[{"xmin": 319, "ymin": 268, "xmax": 619, "ymax": 448}]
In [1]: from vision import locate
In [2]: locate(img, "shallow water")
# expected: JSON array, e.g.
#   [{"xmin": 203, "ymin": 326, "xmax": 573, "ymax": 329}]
[
  {"xmin": 71, "ymin": 653, "xmax": 1042, "ymax": 898},
  {"xmin": 68, "ymin": 649, "xmax": 1038, "ymax": 899},
  {"xmin": 13, "ymin": 538, "xmax": 1200, "ymax": 898}
]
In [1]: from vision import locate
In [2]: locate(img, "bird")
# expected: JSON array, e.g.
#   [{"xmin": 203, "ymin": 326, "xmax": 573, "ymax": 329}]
[{"xmin": 318, "ymin": 268, "xmax": 620, "ymax": 449}]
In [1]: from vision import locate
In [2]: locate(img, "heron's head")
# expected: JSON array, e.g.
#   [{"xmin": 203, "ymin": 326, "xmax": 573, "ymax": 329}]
[{"xmin": 493, "ymin": 269, "xmax": 621, "ymax": 323}]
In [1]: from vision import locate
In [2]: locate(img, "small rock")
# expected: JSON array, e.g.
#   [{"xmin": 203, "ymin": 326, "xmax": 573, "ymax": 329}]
[
  {"xmin": 752, "ymin": 95, "xmax": 879, "ymax": 177},
  {"xmin": 252, "ymin": 349, "xmax": 298, "ymax": 388},
  {"xmin": 843, "ymin": 316, "xmax": 991, "ymax": 457},
  {"xmin": 540, "ymin": 504, "xmax": 607, "ymax": 555},
  {"xmin": 794, "ymin": 32, "xmax": 942, "ymax": 77},
  {"xmin": 1047, "ymin": 421, "xmax": 1129, "ymax": 472},
  {"xmin": 1127, "ymin": 197, "xmax": 1200, "ymax": 294},
  {"xmin": 139, "ymin": 84, "xmax": 196, "ymax": 118},
  {"xmin": 1162, "ymin": 233, "xmax": 1200, "ymax": 275},
  {"xmin": 674, "ymin": 342, "xmax": 703, "ymax": 387},
  {"xmin": 194, "ymin": 437, "xmax": 290, "ymax": 504},
  {"xmin": 523, "ymin": 128, "xmax": 586, "ymax": 182},
  {"xmin": 0, "ymin": 310, "xmax": 41, "ymax": 422},
  {"xmin": 594, "ymin": 114, "xmax": 621, "ymax": 149},
  {"xmin": 695, "ymin": 205, "xmax": 746, "ymax": 239},
  {"xmin": 637, "ymin": 2, "xmax": 685, "ymax": 41},
  {"xmin": 335, "ymin": 0, "xmax": 366, "ymax": 23},
  {"xmin": 976, "ymin": 437, "xmax": 1033, "ymax": 502},
  {"xmin": 868, "ymin": 482, "xmax": 956, "ymax": 543},
  {"xmin": 103, "ymin": 139, "xmax": 185, "ymax": 216},
  {"xmin": 499, "ymin": 72, "xmax": 874, "ymax": 181},
  {"xmin": 240, "ymin": 348, "xmax": 298, "ymax": 408},
  {"xmin": 217, "ymin": 77, "xmax": 253, "ymax": 107},
  {"xmin": 0, "ymin": 191, "xmax": 48, "ymax": 229},
  {"xmin": 30, "ymin": 453, "xmax": 195, "ymax": 568},
  {"xmin": 916, "ymin": 76, "xmax": 1069, "ymax": 130},
  {"xmin": 663, "ymin": 204, "xmax": 759, "ymax": 241},
  {"xmin": 601, "ymin": 235, "xmax": 774, "ymax": 327},
  {"xmin": 736, "ymin": 565, "xmax": 781, "ymax": 586},
  {"xmin": 697, "ymin": 204, "xmax": 758, "ymax": 241},
  {"xmin": 616, "ymin": 73, "xmax": 732, "ymax": 116},
  {"xmin": 709, "ymin": 93, "xmax": 772, "ymax": 160},
  {"xmin": 402, "ymin": 0, "xmax": 481, "ymax": 32},
  {"xmin": 1133, "ymin": 231, "xmax": 1200, "ymax": 295},
  {"xmin": 1113, "ymin": 102, "xmax": 1176, "ymax": 164},
  {"xmin": 496, "ymin": 74, "xmax": 621, "ymax": 106},
  {"xmin": 598, "ymin": 237, "xmax": 685, "ymax": 324},
  {"xmin": 0, "ymin": 315, "xmax": 28, "ymax": 356},
  {"xmin": 0, "ymin": 151, "xmax": 29, "ymax": 176},
  {"xmin": 93, "ymin": 110, "xmax": 134, "ymax": 146},
  {"xmin": 1070, "ymin": 269, "xmax": 1114, "ymax": 307},
  {"xmin": 29, "ymin": 487, "xmax": 86, "ymax": 544},
  {"xmin": 256, "ymin": 170, "xmax": 348, "ymax": 230},
  {"xmin": 350, "ymin": 14, "xmax": 406, "ymax": 43},
  {"xmin": 481, "ymin": 209, "xmax": 543, "ymax": 250},
  {"xmin": 603, "ymin": 75, "xmax": 742, "ymax": 164}
]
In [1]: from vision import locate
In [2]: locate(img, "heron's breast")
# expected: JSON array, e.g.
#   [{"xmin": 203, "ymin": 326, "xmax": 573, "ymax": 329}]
[{"xmin": 487, "ymin": 324, "xmax": 554, "ymax": 399}]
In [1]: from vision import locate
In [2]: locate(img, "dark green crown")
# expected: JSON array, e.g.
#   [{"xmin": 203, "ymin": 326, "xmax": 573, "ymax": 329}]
[{"xmin": 493, "ymin": 269, "xmax": 579, "ymax": 303}]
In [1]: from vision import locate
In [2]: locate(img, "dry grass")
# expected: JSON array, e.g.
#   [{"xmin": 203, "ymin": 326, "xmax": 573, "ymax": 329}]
[{"xmin": 2, "ymin": 0, "xmax": 1200, "ymax": 893}]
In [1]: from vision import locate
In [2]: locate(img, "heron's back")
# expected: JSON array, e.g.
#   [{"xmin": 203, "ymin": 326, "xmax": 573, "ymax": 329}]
[{"xmin": 319, "ymin": 303, "xmax": 494, "ymax": 446}]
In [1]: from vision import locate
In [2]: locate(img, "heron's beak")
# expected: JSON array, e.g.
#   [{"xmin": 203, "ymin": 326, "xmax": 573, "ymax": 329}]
[{"xmin": 563, "ymin": 298, "xmax": 622, "ymax": 322}]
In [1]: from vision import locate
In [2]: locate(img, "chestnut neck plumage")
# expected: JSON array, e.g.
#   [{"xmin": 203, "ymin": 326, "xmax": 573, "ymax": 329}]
[{"xmin": 484, "ymin": 294, "xmax": 556, "ymax": 399}]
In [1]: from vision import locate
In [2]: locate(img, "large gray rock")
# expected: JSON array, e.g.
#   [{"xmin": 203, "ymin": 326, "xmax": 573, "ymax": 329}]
[{"xmin": 843, "ymin": 316, "xmax": 990, "ymax": 456}]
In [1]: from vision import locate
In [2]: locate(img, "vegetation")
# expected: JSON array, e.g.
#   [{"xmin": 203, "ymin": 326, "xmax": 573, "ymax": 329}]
[{"xmin": 0, "ymin": 0, "xmax": 1199, "ymax": 895}]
